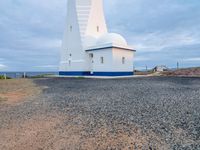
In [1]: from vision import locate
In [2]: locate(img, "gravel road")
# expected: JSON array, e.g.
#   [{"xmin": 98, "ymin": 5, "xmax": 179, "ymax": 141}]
[{"xmin": 0, "ymin": 77, "xmax": 200, "ymax": 150}]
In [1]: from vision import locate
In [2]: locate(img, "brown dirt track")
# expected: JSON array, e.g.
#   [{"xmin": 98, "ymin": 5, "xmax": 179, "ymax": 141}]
[
  {"xmin": 162, "ymin": 67, "xmax": 200, "ymax": 77},
  {"xmin": 0, "ymin": 79, "xmax": 41, "ymax": 105}
]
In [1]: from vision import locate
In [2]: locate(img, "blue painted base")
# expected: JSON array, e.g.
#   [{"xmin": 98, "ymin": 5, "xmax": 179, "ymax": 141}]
[
  {"xmin": 59, "ymin": 71, "xmax": 134, "ymax": 76},
  {"xmin": 59, "ymin": 71, "xmax": 90, "ymax": 76}
]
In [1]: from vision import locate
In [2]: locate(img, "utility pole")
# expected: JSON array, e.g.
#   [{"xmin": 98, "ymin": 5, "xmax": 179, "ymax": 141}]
[{"xmin": 177, "ymin": 62, "xmax": 179, "ymax": 70}]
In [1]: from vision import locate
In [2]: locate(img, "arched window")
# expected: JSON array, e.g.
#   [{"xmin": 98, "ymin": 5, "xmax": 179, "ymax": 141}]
[
  {"xmin": 97, "ymin": 26, "xmax": 99, "ymax": 32},
  {"xmin": 68, "ymin": 54, "xmax": 72, "ymax": 66},
  {"xmin": 70, "ymin": 26, "xmax": 72, "ymax": 32},
  {"xmin": 100, "ymin": 57, "xmax": 104, "ymax": 64},
  {"xmin": 122, "ymin": 57, "xmax": 125, "ymax": 64}
]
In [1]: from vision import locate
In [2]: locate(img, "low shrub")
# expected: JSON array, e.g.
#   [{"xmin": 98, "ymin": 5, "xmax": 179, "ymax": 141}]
[
  {"xmin": 0, "ymin": 75, "xmax": 11, "ymax": 79},
  {"xmin": 0, "ymin": 97, "xmax": 7, "ymax": 102},
  {"xmin": 30, "ymin": 74, "xmax": 53, "ymax": 78}
]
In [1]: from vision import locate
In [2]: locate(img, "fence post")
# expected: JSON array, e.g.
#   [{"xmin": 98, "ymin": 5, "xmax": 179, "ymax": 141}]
[{"xmin": 4, "ymin": 73, "xmax": 7, "ymax": 80}]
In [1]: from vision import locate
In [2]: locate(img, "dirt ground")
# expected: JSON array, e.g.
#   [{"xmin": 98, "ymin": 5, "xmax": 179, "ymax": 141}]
[
  {"xmin": 0, "ymin": 79, "xmax": 163, "ymax": 150},
  {"xmin": 0, "ymin": 79, "xmax": 41, "ymax": 105},
  {"xmin": 0, "ymin": 113, "xmax": 165, "ymax": 150},
  {"xmin": 162, "ymin": 67, "xmax": 200, "ymax": 77},
  {"xmin": 0, "ymin": 77, "xmax": 200, "ymax": 149}
]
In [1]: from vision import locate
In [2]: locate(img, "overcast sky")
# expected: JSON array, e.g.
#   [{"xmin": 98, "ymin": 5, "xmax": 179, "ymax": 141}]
[{"xmin": 0, "ymin": 0, "xmax": 200, "ymax": 71}]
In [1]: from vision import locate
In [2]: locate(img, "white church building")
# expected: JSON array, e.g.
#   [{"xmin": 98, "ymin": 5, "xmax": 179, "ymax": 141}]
[{"xmin": 59, "ymin": 0, "xmax": 136, "ymax": 76}]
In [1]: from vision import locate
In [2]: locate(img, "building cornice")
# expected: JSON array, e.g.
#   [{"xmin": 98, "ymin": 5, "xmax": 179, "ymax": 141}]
[{"xmin": 85, "ymin": 44, "xmax": 136, "ymax": 52}]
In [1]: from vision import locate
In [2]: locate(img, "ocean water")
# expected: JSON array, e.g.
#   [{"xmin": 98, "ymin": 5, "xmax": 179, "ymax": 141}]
[{"xmin": 0, "ymin": 72, "xmax": 58, "ymax": 78}]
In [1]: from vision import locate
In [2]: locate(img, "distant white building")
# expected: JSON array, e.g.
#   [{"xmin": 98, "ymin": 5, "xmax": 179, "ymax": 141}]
[
  {"xmin": 153, "ymin": 65, "xmax": 168, "ymax": 72},
  {"xmin": 59, "ymin": 0, "xmax": 136, "ymax": 76}
]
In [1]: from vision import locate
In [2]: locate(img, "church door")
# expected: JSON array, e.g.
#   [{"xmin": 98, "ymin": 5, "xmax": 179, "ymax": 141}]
[{"xmin": 89, "ymin": 53, "xmax": 94, "ymax": 75}]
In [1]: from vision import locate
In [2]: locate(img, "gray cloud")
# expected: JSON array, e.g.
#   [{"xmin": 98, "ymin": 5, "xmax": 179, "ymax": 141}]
[
  {"xmin": 104, "ymin": 0, "xmax": 200, "ymax": 69},
  {"xmin": 0, "ymin": 0, "xmax": 64, "ymax": 71},
  {"xmin": 0, "ymin": 0, "xmax": 199, "ymax": 71},
  {"xmin": 0, "ymin": 64, "xmax": 7, "ymax": 70},
  {"xmin": 183, "ymin": 57, "xmax": 200, "ymax": 62}
]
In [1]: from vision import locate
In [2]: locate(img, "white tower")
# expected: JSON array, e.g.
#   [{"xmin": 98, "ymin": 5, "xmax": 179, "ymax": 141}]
[
  {"xmin": 59, "ymin": 0, "xmax": 107, "ymax": 74},
  {"xmin": 59, "ymin": 0, "xmax": 136, "ymax": 76}
]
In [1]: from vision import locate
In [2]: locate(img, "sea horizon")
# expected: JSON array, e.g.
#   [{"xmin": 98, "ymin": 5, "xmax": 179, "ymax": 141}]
[{"xmin": 0, "ymin": 71, "xmax": 58, "ymax": 78}]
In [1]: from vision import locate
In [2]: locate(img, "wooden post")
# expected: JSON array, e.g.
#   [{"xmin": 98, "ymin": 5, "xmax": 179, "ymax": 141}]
[{"xmin": 4, "ymin": 73, "xmax": 7, "ymax": 80}]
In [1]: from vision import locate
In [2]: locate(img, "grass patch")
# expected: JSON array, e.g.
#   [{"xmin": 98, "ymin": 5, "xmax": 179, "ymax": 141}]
[
  {"xmin": 0, "ymin": 97, "xmax": 7, "ymax": 102},
  {"xmin": 0, "ymin": 75, "xmax": 11, "ymax": 80},
  {"xmin": 29, "ymin": 74, "xmax": 54, "ymax": 78},
  {"xmin": 134, "ymin": 70, "xmax": 154, "ymax": 75}
]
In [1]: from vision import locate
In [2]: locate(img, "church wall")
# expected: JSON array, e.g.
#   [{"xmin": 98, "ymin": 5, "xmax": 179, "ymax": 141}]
[
  {"xmin": 112, "ymin": 48, "xmax": 134, "ymax": 72},
  {"xmin": 90, "ymin": 48, "xmax": 113, "ymax": 72}
]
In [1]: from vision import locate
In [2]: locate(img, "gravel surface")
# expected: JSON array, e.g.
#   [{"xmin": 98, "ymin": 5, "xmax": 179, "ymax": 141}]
[{"xmin": 0, "ymin": 77, "xmax": 200, "ymax": 150}]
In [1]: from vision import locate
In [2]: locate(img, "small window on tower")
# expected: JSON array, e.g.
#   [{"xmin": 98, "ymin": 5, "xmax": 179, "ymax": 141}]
[
  {"xmin": 97, "ymin": 26, "xmax": 99, "ymax": 32},
  {"xmin": 90, "ymin": 53, "xmax": 93, "ymax": 58},
  {"xmin": 100, "ymin": 57, "xmax": 104, "ymax": 64},
  {"xmin": 122, "ymin": 57, "xmax": 125, "ymax": 64},
  {"xmin": 70, "ymin": 26, "xmax": 72, "ymax": 32}
]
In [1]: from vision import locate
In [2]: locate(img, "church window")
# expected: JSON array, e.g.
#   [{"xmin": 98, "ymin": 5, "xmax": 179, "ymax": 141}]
[
  {"xmin": 100, "ymin": 57, "xmax": 104, "ymax": 64},
  {"xmin": 70, "ymin": 26, "xmax": 72, "ymax": 32},
  {"xmin": 90, "ymin": 53, "xmax": 93, "ymax": 58},
  {"xmin": 122, "ymin": 57, "xmax": 125, "ymax": 64}
]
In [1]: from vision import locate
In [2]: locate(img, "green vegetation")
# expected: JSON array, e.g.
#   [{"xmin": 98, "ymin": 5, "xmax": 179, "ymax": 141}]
[
  {"xmin": 29, "ymin": 74, "xmax": 54, "ymax": 78},
  {"xmin": 134, "ymin": 70, "xmax": 154, "ymax": 75},
  {"xmin": 0, "ymin": 97, "xmax": 7, "ymax": 102},
  {"xmin": 0, "ymin": 75, "xmax": 11, "ymax": 79}
]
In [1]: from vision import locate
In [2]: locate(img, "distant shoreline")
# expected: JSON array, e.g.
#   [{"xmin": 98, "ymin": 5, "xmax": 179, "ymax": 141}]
[{"xmin": 0, "ymin": 72, "xmax": 58, "ymax": 78}]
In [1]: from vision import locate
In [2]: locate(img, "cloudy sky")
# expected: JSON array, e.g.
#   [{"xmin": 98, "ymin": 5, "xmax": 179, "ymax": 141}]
[{"xmin": 0, "ymin": 0, "xmax": 200, "ymax": 71}]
